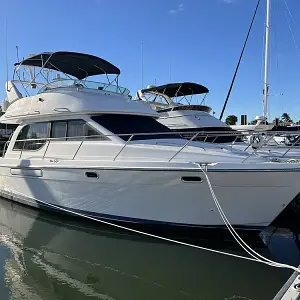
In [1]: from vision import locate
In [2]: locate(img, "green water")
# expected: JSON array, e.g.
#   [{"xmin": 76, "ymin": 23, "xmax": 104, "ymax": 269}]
[{"xmin": 0, "ymin": 198, "xmax": 296, "ymax": 300}]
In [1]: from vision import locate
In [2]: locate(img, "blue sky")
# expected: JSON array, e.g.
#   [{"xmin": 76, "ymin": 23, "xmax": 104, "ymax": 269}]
[{"xmin": 1, "ymin": 0, "xmax": 300, "ymax": 122}]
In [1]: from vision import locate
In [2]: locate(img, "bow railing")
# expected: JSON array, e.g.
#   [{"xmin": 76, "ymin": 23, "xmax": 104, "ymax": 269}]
[{"xmin": 2, "ymin": 129, "xmax": 300, "ymax": 162}]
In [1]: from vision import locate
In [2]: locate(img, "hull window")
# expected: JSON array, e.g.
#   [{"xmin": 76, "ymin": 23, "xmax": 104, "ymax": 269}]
[
  {"xmin": 85, "ymin": 172, "xmax": 98, "ymax": 178},
  {"xmin": 181, "ymin": 176, "xmax": 203, "ymax": 183}
]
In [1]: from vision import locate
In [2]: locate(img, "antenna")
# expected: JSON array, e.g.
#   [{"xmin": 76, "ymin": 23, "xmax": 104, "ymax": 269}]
[
  {"xmin": 169, "ymin": 59, "xmax": 172, "ymax": 81},
  {"xmin": 5, "ymin": 18, "xmax": 9, "ymax": 91},
  {"xmin": 141, "ymin": 41, "xmax": 144, "ymax": 88},
  {"xmin": 16, "ymin": 45, "xmax": 20, "ymax": 63}
]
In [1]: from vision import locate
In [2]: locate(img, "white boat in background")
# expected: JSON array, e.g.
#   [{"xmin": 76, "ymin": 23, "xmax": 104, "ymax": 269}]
[
  {"xmin": 135, "ymin": 82, "xmax": 300, "ymax": 157},
  {"xmin": 0, "ymin": 51, "xmax": 300, "ymax": 231},
  {"xmin": 135, "ymin": 82, "xmax": 238, "ymax": 144},
  {"xmin": 231, "ymin": 116, "xmax": 274, "ymax": 132}
]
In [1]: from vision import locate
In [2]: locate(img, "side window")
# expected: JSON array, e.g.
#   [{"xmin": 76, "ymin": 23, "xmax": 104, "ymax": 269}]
[
  {"xmin": 13, "ymin": 122, "xmax": 50, "ymax": 150},
  {"xmin": 51, "ymin": 121, "xmax": 67, "ymax": 139},
  {"xmin": 13, "ymin": 126, "xmax": 30, "ymax": 150},
  {"xmin": 67, "ymin": 120, "xmax": 85, "ymax": 140},
  {"xmin": 67, "ymin": 120, "xmax": 108, "ymax": 141}
]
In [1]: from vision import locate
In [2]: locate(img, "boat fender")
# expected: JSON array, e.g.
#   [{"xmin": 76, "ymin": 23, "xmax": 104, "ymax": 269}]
[
  {"xmin": 287, "ymin": 158, "xmax": 299, "ymax": 164},
  {"xmin": 249, "ymin": 134, "xmax": 264, "ymax": 149}
]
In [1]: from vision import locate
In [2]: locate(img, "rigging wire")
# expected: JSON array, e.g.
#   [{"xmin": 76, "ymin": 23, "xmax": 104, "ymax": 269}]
[
  {"xmin": 219, "ymin": 0, "xmax": 261, "ymax": 121},
  {"xmin": 284, "ymin": 0, "xmax": 296, "ymax": 24},
  {"xmin": 284, "ymin": 4, "xmax": 300, "ymax": 59}
]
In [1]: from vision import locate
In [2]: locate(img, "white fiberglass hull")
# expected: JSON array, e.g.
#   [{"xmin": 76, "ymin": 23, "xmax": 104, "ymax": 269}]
[{"xmin": 0, "ymin": 162, "xmax": 299, "ymax": 229}]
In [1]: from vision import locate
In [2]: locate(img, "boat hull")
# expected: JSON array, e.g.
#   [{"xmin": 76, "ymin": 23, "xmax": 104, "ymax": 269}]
[{"xmin": 0, "ymin": 165, "xmax": 298, "ymax": 229}]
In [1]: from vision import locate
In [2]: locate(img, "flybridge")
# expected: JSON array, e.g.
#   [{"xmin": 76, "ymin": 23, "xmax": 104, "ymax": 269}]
[
  {"xmin": 136, "ymin": 82, "xmax": 211, "ymax": 112},
  {"xmin": 2, "ymin": 51, "xmax": 130, "ymax": 112}
]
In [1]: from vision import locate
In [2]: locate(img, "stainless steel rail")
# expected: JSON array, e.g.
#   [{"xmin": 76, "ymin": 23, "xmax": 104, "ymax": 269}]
[{"xmin": 2, "ymin": 129, "xmax": 300, "ymax": 162}]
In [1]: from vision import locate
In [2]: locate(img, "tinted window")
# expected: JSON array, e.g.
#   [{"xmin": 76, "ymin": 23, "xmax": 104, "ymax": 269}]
[
  {"xmin": 91, "ymin": 114, "xmax": 179, "ymax": 141},
  {"xmin": 67, "ymin": 120, "xmax": 107, "ymax": 141},
  {"xmin": 51, "ymin": 121, "xmax": 67, "ymax": 138},
  {"xmin": 50, "ymin": 119, "xmax": 107, "ymax": 141},
  {"xmin": 14, "ymin": 122, "xmax": 50, "ymax": 150}
]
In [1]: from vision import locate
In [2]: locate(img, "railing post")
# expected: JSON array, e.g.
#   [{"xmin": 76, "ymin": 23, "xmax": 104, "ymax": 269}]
[
  {"xmin": 230, "ymin": 134, "xmax": 239, "ymax": 148},
  {"xmin": 113, "ymin": 135, "xmax": 134, "ymax": 161},
  {"xmin": 168, "ymin": 132, "xmax": 200, "ymax": 162},
  {"xmin": 19, "ymin": 139, "xmax": 25, "ymax": 159},
  {"xmin": 42, "ymin": 139, "xmax": 51, "ymax": 159},
  {"xmin": 72, "ymin": 137, "xmax": 85, "ymax": 160}
]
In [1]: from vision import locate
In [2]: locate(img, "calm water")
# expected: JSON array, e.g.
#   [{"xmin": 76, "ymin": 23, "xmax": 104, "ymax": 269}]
[{"xmin": 0, "ymin": 197, "xmax": 299, "ymax": 300}]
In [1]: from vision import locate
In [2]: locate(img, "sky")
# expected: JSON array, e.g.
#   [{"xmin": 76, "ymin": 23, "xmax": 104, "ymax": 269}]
[{"xmin": 1, "ymin": 0, "xmax": 300, "ymax": 123}]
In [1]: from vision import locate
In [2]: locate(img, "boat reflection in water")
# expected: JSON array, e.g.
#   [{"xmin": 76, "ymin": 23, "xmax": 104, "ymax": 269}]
[{"xmin": 0, "ymin": 197, "xmax": 292, "ymax": 300}]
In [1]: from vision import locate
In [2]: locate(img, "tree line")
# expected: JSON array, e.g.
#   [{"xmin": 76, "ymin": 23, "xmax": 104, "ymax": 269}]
[{"xmin": 225, "ymin": 113, "xmax": 294, "ymax": 125}]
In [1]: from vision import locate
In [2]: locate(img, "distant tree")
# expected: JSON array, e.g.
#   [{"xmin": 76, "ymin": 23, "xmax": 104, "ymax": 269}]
[
  {"xmin": 272, "ymin": 118, "xmax": 283, "ymax": 125},
  {"xmin": 249, "ymin": 120, "xmax": 257, "ymax": 125},
  {"xmin": 281, "ymin": 113, "xmax": 293, "ymax": 123},
  {"xmin": 225, "ymin": 115, "xmax": 238, "ymax": 125}
]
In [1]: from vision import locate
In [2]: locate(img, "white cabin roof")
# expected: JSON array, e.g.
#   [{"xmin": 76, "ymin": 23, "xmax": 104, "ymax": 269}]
[{"xmin": 0, "ymin": 84, "xmax": 159, "ymax": 124}]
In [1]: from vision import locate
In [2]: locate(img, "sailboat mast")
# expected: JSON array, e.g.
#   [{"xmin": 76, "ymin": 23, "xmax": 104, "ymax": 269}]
[
  {"xmin": 141, "ymin": 42, "xmax": 144, "ymax": 89},
  {"xmin": 263, "ymin": 0, "xmax": 271, "ymax": 121}
]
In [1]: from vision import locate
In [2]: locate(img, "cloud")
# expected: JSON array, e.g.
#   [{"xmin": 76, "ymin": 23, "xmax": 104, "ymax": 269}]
[{"xmin": 168, "ymin": 4, "xmax": 184, "ymax": 14}]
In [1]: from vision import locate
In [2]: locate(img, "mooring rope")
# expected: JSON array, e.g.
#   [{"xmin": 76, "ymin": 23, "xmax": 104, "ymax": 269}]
[{"xmin": 195, "ymin": 163, "xmax": 300, "ymax": 273}]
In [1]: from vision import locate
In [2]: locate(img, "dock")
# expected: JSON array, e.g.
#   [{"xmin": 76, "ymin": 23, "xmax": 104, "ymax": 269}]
[{"xmin": 273, "ymin": 267, "xmax": 300, "ymax": 300}]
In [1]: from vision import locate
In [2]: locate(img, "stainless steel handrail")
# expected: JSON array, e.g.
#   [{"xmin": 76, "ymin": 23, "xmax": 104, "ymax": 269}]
[{"xmin": 3, "ymin": 129, "xmax": 300, "ymax": 162}]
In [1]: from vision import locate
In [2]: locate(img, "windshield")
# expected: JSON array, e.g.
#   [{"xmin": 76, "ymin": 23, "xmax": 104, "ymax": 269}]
[
  {"xmin": 38, "ymin": 79, "xmax": 130, "ymax": 96},
  {"xmin": 91, "ymin": 114, "xmax": 180, "ymax": 141}
]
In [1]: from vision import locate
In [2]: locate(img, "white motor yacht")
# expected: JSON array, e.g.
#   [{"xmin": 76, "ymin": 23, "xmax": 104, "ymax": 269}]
[
  {"xmin": 136, "ymin": 83, "xmax": 300, "ymax": 158},
  {"xmin": 0, "ymin": 51, "xmax": 300, "ymax": 231},
  {"xmin": 135, "ymin": 82, "xmax": 237, "ymax": 144}
]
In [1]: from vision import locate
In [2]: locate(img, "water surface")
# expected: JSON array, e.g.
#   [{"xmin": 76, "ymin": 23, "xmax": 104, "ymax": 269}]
[{"xmin": 0, "ymin": 198, "xmax": 298, "ymax": 300}]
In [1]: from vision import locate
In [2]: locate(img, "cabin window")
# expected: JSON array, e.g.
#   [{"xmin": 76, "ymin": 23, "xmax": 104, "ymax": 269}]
[
  {"xmin": 91, "ymin": 114, "xmax": 179, "ymax": 141},
  {"xmin": 13, "ymin": 119, "xmax": 108, "ymax": 151},
  {"xmin": 50, "ymin": 119, "xmax": 108, "ymax": 141},
  {"xmin": 67, "ymin": 119, "xmax": 108, "ymax": 141},
  {"xmin": 14, "ymin": 122, "xmax": 50, "ymax": 151},
  {"xmin": 51, "ymin": 121, "xmax": 67, "ymax": 139}
]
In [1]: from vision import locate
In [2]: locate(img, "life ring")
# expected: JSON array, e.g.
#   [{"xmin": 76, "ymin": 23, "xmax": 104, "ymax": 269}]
[
  {"xmin": 284, "ymin": 135, "xmax": 300, "ymax": 146},
  {"xmin": 249, "ymin": 134, "xmax": 264, "ymax": 149}
]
